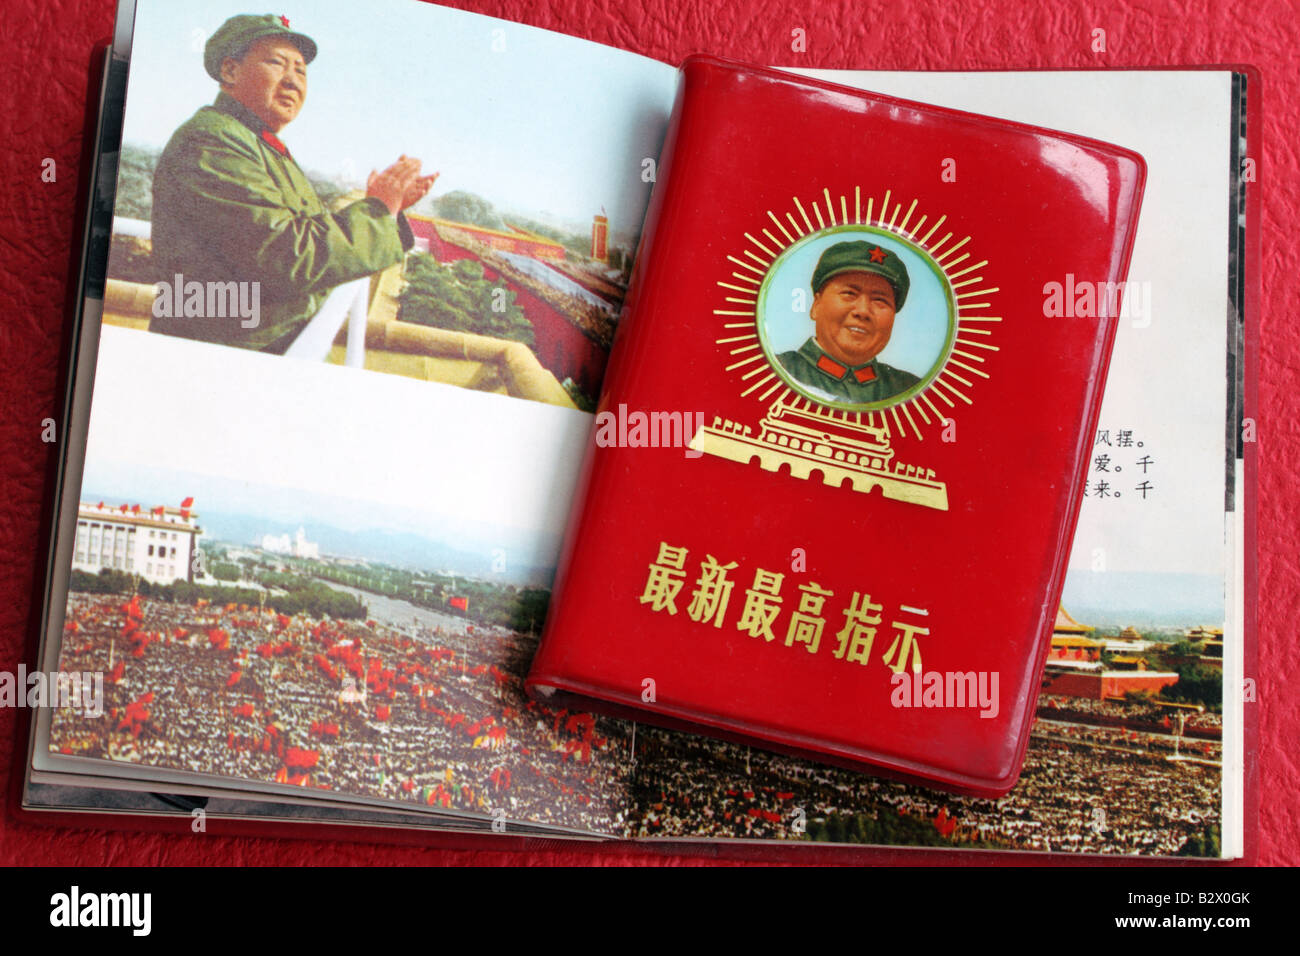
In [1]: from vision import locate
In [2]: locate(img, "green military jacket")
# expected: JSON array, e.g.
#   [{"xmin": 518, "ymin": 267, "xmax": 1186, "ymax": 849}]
[
  {"xmin": 150, "ymin": 92, "xmax": 413, "ymax": 352},
  {"xmin": 776, "ymin": 337, "xmax": 922, "ymax": 405}
]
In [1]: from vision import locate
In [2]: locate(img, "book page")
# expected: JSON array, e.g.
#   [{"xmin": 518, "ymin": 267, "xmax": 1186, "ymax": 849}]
[{"xmin": 30, "ymin": 0, "xmax": 675, "ymax": 835}]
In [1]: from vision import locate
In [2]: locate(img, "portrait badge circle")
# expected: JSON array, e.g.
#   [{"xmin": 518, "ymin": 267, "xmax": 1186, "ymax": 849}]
[{"xmin": 755, "ymin": 225, "xmax": 957, "ymax": 412}]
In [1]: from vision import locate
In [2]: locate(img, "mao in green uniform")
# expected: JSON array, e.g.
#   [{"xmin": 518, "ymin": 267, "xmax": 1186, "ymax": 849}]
[
  {"xmin": 150, "ymin": 14, "xmax": 438, "ymax": 352},
  {"xmin": 776, "ymin": 240, "xmax": 921, "ymax": 405}
]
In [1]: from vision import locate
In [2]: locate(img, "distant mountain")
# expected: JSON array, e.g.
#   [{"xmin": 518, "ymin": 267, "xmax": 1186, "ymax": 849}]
[
  {"xmin": 198, "ymin": 510, "xmax": 556, "ymax": 588},
  {"xmin": 1060, "ymin": 571, "xmax": 1226, "ymax": 629}
]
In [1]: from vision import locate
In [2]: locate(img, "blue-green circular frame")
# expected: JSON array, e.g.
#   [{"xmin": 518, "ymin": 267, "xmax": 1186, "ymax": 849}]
[{"xmin": 753, "ymin": 224, "xmax": 958, "ymax": 413}]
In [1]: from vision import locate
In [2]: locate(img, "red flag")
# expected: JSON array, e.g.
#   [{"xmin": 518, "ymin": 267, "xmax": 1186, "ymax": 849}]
[
  {"xmin": 180, "ymin": 496, "xmax": 194, "ymax": 508},
  {"xmin": 449, "ymin": 596, "xmax": 469, "ymax": 612},
  {"xmin": 934, "ymin": 807, "xmax": 957, "ymax": 837},
  {"xmin": 285, "ymin": 747, "xmax": 319, "ymax": 769}
]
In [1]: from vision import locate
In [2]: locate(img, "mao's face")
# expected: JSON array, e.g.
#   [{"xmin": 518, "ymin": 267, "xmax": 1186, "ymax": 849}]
[
  {"xmin": 810, "ymin": 271, "xmax": 897, "ymax": 367},
  {"xmin": 221, "ymin": 37, "xmax": 307, "ymax": 132}
]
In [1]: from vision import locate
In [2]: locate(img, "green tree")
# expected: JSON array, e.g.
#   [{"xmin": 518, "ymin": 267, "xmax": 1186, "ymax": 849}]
[
  {"xmin": 1164, "ymin": 663, "xmax": 1222, "ymax": 709},
  {"xmin": 211, "ymin": 562, "xmax": 242, "ymax": 581},
  {"xmin": 432, "ymin": 190, "xmax": 507, "ymax": 230},
  {"xmin": 70, "ymin": 568, "xmax": 135, "ymax": 594},
  {"xmin": 397, "ymin": 253, "xmax": 534, "ymax": 346},
  {"xmin": 508, "ymin": 588, "xmax": 551, "ymax": 634},
  {"xmin": 113, "ymin": 143, "xmax": 161, "ymax": 221}
]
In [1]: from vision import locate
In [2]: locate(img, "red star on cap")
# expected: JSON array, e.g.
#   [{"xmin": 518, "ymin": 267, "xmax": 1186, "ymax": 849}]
[
  {"xmin": 279, "ymin": 15, "xmax": 291, "ymax": 27},
  {"xmin": 869, "ymin": 246, "xmax": 887, "ymax": 263}
]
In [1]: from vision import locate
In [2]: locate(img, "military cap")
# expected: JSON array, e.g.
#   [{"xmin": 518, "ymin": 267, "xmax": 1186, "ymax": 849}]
[
  {"xmin": 204, "ymin": 14, "xmax": 317, "ymax": 81},
  {"xmin": 811, "ymin": 240, "xmax": 910, "ymax": 310}
]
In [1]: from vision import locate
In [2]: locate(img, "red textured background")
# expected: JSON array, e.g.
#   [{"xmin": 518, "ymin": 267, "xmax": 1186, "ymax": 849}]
[{"xmin": 0, "ymin": 0, "xmax": 1291, "ymax": 866}]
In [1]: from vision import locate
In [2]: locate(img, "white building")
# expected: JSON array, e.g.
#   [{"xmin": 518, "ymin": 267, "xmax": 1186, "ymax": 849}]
[
  {"xmin": 293, "ymin": 526, "xmax": 320, "ymax": 560},
  {"xmin": 73, "ymin": 501, "xmax": 202, "ymax": 585},
  {"xmin": 260, "ymin": 532, "xmax": 292, "ymax": 554},
  {"xmin": 260, "ymin": 526, "xmax": 319, "ymax": 560}
]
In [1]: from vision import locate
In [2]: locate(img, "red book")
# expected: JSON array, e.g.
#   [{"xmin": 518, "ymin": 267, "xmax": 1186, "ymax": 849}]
[{"xmin": 526, "ymin": 56, "xmax": 1146, "ymax": 797}]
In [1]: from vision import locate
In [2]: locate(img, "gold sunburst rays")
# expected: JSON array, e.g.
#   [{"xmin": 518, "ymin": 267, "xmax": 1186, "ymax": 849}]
[
  {"xmin": 766, "ymin": 209, "xmax": 795, "ymax": 244},
  {"xmin": 712, "ymin": 189, "xmax": 999, "ymax": 440}
]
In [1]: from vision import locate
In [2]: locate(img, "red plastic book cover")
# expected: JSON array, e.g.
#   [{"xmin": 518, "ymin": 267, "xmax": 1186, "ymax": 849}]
[{"xmin": 527, "ymin": 55, "xmax": 1145, "ymax": 797}]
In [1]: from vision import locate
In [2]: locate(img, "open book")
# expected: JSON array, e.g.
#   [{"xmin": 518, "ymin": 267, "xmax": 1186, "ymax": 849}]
[{"xmin": 21, "ymin": 0, "xmax": 1252, "ymax": 857}]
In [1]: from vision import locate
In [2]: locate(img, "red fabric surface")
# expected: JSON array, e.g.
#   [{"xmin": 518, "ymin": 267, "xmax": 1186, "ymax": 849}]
[{"xmin": 0, "ymin": 0, "xmax": 1292, "ymax": 866}]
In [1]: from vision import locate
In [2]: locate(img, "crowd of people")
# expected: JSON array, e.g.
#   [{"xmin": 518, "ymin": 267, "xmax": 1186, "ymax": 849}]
[
  {"xmin": 625, "ymin": 706, "xmax": 1221, "ymax": 855},
  {"xmin": 448, "ymin": 232, "xmax": 619, "ymax": 349},
  {"xmin": 1039, "ymin": 693, "xmax": 1223, "ymax": 737},
  {"xmin": 50, "ymin": 590, "xmax": 1222, "ymax": 855},
  {"xmin": 51, "ymin": 592, "xmax": 634, "ymax": 834},
  {"xmin": 1034, "ymin": 717, "xmax": 1221, "ymax": 760}
]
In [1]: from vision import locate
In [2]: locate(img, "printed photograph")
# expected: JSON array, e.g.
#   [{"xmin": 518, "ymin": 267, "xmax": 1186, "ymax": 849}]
[
  {"xmin": 757, "ymin": 226, "xmax": 955, "ymax": 411},
  {"xmin": 102, "ymin": 0, "xmax": 676, "ymax": 410},
  {"xmin": 46, "ymin": 328, "xmax": 636, "ymax": 830}
]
